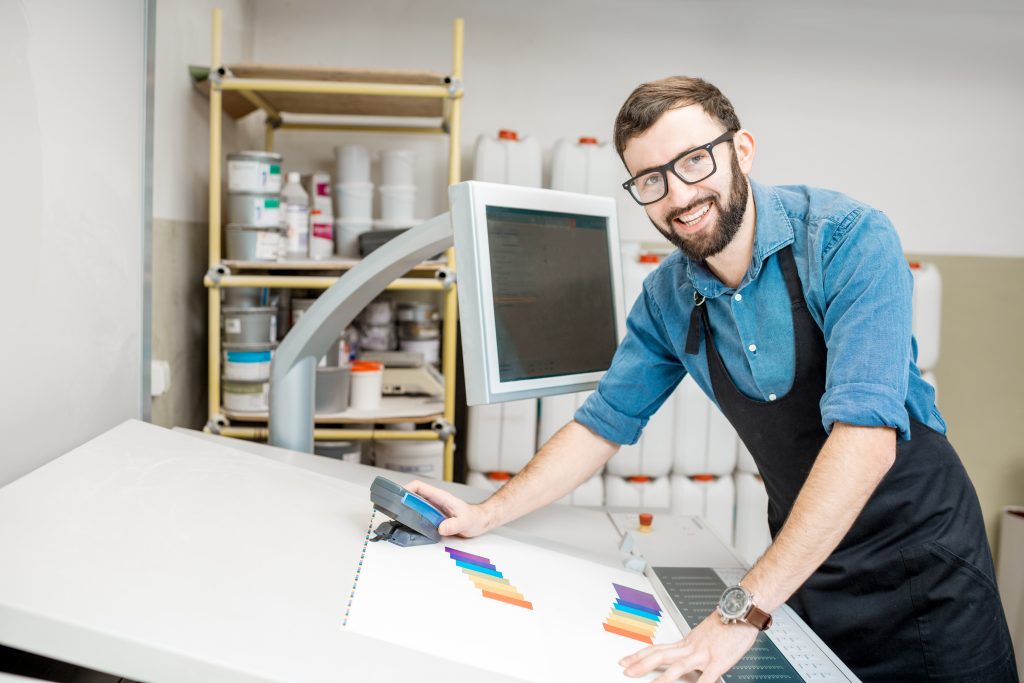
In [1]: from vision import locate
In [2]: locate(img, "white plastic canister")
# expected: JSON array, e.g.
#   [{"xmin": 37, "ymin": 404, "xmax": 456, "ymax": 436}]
[
  {"xmin": 374, "ymin": 440, "xmax": 443, "ymax": 479},
  {"xmin": 473, "ymin": 129, "xmax": 542, "ymax": 187},
  {"xmin": 673, "ymin": 376, "xmax": 740, "ymax": 476},
  {"xmin": 537, "ymin": 391, "xmax": 591, "ymax": 448},
  {"xmin": 670, "ymin": 474, "xmax": 736, "ymax": 545},
  {"xmin": 556, "ymin": 473, "xmax": 606, "ymax": 507},
  {"xmin": 909, "ymin": 261, "xmax": 941, "ymax": 371},
  {"xmin": 734, "ymin": 472, "xmax": 772, "ymax": 565},
  {"xmin": 466, "ymin": 399, "xmax": 537, "ymax": 474},
  {"xmin": 603, "ymin": 475, "xmax": 671, "ymax": 509},
  {"xmin": 550, "ymin": 136, "xmax": 619, "ymax": 195}
]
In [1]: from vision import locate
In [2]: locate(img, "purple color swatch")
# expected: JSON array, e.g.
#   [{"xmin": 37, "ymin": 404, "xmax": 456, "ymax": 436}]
[
  {"xmin": 613, "ymin": 583, "xmax": 661, "ymax": 613},
  {"xmin": 444, "ymin": 547, "xmax": 494, "ymax": 568}
]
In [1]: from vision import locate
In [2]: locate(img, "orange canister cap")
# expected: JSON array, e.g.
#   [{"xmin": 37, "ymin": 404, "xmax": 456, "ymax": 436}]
[
  {"xmin": 578, "ymin": 136, "xmax": 598, "ymax": 145},
  {"xmin": 487, "ymin": 471, "xmax": 512, "ymax": 481},
  {"xmin": 498, "ymin": 129, "xmax": 519, "ymax": 141},
  {"xmin": 639, "ymin": 512, "xmax": 654, "ymax": 526},
  {"xmin": 639, "ymin": 253, "xmax": 660, "ymax": 264}
]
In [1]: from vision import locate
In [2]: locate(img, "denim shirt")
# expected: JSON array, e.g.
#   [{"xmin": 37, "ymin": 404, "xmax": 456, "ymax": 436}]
[{"xmin": 575, "ymin": 179, "xmax": 945, "ymax": 445}]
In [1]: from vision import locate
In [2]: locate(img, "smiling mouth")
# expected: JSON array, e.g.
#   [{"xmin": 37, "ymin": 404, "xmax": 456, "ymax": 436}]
[{"xmin": 672, "ymin": 201, "xmax": 713, "ymax": 232}]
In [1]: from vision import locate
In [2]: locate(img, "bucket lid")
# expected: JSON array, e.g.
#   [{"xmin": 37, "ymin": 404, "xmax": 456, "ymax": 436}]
[
  {"xmin": 223, "ymin": 341, "xmax": 278, "ymax": 351},
  {"xmin": 578, "ymin": 136, "xmax": 599, "ymax": 145},
  {"xmin": 498, "ymin": 129, "xmax": 519, "ymax": 141},
  {"xmin": 227, "ymin": 150, "xmax": 283, "ymax": 161},
  {"xmin": 351, "ymin": 360, "xmax": 383, "ymax": 373},
  {"xmin": 226, "ymin": 223, "xmax": 285, "ymax": 232}
]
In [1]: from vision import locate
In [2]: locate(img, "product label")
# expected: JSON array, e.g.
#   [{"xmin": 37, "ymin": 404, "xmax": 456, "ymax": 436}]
[
  {"xmin": 285, "ymin": 206, "xmax": 309, "ymax": 254},
  {"xmin": 225, "ymin": 318, "xmax": 242, "ymax": 334},
  {"xmin": 312, "ymin": 220, "xmax": 333, "ymax": 241},
  {"xmin": 227, "ymin": 160, "xmax": 259, "ymax": 192},
  {"xmin": 255, "ymin": 231, "xmax": 281, "ymax": 260}
]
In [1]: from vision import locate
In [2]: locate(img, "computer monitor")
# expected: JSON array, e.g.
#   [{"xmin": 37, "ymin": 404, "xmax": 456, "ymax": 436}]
[{"xmin": 451, "ymin": 181, "xmax": 627, "ymax": 405}]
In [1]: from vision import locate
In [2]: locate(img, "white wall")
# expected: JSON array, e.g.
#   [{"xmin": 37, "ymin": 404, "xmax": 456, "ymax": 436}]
[
  {"xmin": 249, "ymin": 0, "xmax": 1024, "ymax": 256},
  {"xmin": 0, "ymin": 1, "xmax": 150, "ymax": 485},
  {"xmin": 154, "ymin": 0, "xmax": 259, "ymax": 223}
]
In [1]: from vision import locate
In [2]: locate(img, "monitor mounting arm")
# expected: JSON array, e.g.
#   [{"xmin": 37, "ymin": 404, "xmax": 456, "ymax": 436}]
[{"xmin": 268, "ymin": 212, "xmax": 453, "ymax": 453}]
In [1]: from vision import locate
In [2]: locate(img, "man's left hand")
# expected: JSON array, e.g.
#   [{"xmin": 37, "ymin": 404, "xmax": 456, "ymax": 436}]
[{"xmin": 619, "ymin": 612, "xmax": 758, "ymax": 682}]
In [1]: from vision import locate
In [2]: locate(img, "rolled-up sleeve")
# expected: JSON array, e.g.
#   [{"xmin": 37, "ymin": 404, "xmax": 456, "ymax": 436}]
[
  {"xmin": 575, "ymin": 280, "xmax": 686, "ymax": 445},
  {"xmin": 819, "ymin": 209, "xmax": 913, "ymax": 439}
]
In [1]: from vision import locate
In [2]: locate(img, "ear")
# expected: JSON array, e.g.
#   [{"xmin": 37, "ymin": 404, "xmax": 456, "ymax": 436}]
[{"xmin": 732, "ymin": 129, "xmax": 756, "ymax": 174}]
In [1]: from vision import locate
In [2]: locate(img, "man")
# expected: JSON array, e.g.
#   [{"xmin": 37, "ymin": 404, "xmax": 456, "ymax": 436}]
[{"xmin": 408, "ymin": 76, "xmax": 1018, "ymax": 682}]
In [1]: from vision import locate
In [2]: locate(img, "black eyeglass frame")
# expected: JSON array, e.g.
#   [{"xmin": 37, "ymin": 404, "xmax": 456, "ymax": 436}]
[{"xmin": 622, "ymin": 129, "xmax": 738, "ymax": 206}]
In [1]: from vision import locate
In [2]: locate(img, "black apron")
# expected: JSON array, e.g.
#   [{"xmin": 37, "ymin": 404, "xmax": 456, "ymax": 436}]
[{"xmin": 685, "ymin": 245, "xmax": 1018, "ymax": 682}]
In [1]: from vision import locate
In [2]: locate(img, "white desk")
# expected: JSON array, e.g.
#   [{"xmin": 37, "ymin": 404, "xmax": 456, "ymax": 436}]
[{"xmin": 0, "ymin": 421, "xmax": 855, "ymax": 682}]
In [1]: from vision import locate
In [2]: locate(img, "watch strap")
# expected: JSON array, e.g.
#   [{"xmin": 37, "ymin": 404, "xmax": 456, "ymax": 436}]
[{"xmin": 743, "ymin": 605, "xmax": 773, "ymax": 631}]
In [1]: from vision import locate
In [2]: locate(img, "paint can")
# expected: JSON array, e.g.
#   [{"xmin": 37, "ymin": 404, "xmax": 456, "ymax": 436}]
[
  {"xmin": 380, "ymin": 149, "xmax": 416, "ymax": 186},
  {"xmin": 227, "ymin": 151, "xmax": 283, "ymax": 193},
  {"xmin": 378, "ymin": 185, "xmax": 416, "ymax": 222},
  {"xmin": 222, "ymin": 342, "xmax": 274, "ymax": 381},
  {"xmin": 222, "ymin": 306, "xmax": 276, "ymax": 344},
  {"xmin": 373, "ymin": 439, "xmax": 443, "ymax": 479},
  {"xmin": 222, "ymin": 287, "xmax": 268, "ymax": 307},
  {"xmin": 222, "ymin": 378, "xmax": 270, "ymax": 413},
  {"xmin": 313, "ymin": 440, "xmax": 361, "ymax": 464},
  {"xmin": 225, "ymin": 224, "xmax": 285, "ymax": 261},
  {"xmin": 316, "ymin": 364, "xmax": 351, "ymax": 414},
  {"xmin": 334, "ymin": 182, "xmax": 374, "ymax": 219},
  {"xmin": 334, "ymin": 144, "xmax": 371, "ymax": 184},
  {"xmin": 398, "ymin": 338, "xmax": 440, "ymax": 365},
  {"xmin": 349, "ymin": 360, "xmax": 384, "ymax": 410},
  {"xmin": 227, "ymin": 192, "xmax": 282, "ymax": 227},
  {"xmin": 335, "ymin": 218, "xmax": 372, "ymax": 258}
]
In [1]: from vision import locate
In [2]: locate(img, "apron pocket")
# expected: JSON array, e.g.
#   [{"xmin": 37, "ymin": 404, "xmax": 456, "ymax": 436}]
[{"xmin": 900, "ymin": 541, "xmax": 1012, "ymax": 680}]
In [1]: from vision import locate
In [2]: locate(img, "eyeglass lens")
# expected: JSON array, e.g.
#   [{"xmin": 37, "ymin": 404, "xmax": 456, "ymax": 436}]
[{"xmin": 630, "ymin": 147, "xmax": 716, "ymax": 204}]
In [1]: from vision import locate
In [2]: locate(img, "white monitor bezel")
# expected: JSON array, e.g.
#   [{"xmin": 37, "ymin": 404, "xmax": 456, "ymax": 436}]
[{"xmin": 450, "ymin": 181, "xmax": 627, "ymax": 406}]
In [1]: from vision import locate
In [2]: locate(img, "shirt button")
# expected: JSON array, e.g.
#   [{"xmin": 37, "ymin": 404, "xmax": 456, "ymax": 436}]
[
  {"xmin": 734, "ymin": 293, "xmax": 742, "ymax": 302},
  {"xmin": 769, "ymin": 393, "xmax": 777, "ymax": 401},
  {"xmin": 748, "ymin": 344, "xmax": 757, "ymax": 353}
]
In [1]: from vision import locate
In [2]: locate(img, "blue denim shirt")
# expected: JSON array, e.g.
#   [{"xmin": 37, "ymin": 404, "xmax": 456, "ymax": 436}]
[{"xmin": 576, "ymin": 179, "xmax": 945, "ymax": 445}]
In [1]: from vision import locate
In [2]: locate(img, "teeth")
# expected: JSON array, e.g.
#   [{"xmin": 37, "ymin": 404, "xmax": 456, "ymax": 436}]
[{"xmin": 679, "ymin": 204, "xmax": 710, "ymax": 225}]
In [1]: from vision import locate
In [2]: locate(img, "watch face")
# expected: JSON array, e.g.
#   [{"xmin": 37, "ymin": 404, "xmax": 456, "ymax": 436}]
[{"xmin": 720, "ymin": 586, "xmax": 750, "ymax": 620}]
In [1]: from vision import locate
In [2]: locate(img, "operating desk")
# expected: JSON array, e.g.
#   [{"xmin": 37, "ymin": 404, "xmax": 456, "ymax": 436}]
[{"xmin": 0, "ymin": 421, "xmax": 856, "ymax": 682}]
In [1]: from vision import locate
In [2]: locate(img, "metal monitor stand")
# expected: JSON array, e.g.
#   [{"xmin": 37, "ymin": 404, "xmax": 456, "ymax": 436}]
[{"xmin": 269, "ymin": 213, "xmax": 454, "ymax": 453}]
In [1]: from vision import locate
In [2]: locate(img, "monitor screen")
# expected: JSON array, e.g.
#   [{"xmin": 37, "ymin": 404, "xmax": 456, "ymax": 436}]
[
  {"xmin": 451, "ymin": 181, "xmax": 626, "ymax": 405},
  {"xmin": 485, "ymin": 206, "xmax": 618, "ymax": 382}
]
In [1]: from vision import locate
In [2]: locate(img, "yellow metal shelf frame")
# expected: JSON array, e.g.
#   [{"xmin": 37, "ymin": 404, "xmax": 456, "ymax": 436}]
[{"xmin": 203, "ymin": 9, "xmax": 464, "ymax": 481}]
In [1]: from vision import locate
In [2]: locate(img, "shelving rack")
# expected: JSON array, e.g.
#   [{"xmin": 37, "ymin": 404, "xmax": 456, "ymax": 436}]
[{"xmin": 198, "ymin": 8, "xmax": 464, "ymax": 481}]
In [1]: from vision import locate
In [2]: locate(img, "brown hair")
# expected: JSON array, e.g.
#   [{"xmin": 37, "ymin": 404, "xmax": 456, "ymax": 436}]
[{"xmin": 613, "ymin": 76, "xmax": 741, "ymax": 162}]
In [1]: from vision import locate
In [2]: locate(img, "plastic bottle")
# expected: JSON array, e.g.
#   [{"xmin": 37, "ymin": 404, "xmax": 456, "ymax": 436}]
[
  {"xmin": 281, "ymin": 172, "xmax": 310, "ymax": 258},
  {"xmin": 473, "ymin": 129, "xmax": 542, "ymax": 187}
]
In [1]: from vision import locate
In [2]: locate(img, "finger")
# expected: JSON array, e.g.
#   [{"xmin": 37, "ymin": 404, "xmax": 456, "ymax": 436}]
[
  {"xmin": 404, "ymin": 481, "xmax": 465, "ymax": 517},
  {"xmin": 695, "ymin": 667, "xmax": 725, "ymax": 683},
  {"xmin": 623, "ymin": 646, "xmax": 694, "ymax": 677},
  {"xmin": 652, "ymin": 659, "xmax": 703, "ymax": 683},
  {"xmin": 620, "ymin": 640, "xmax": 685, "ymax": 666}
]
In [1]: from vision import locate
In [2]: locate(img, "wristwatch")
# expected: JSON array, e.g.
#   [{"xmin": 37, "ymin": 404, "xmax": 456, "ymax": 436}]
[{"xmin": 717, "ymin": 584, "xmax": 772, "ymax": 631}]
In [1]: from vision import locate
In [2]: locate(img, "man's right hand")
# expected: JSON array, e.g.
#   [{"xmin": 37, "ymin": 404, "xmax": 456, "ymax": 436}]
[{"xmin": 405, "ymin": 480, "xmax": 495, "ymax": 538}]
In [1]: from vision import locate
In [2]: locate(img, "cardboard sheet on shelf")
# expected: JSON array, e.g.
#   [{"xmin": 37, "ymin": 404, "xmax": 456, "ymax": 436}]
[{"xmin": 192, "ymin": 63, "xmax": 447, "ymax": 119}]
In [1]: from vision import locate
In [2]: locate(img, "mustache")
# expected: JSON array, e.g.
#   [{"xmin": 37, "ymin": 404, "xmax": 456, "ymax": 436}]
[{"xmin": 665, "ymin": 196, "xmax": 718, "ymax": 223}]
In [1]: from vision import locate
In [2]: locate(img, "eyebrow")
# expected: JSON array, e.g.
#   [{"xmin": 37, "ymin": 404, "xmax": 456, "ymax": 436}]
[{"xmin": 631, "ymin": 139, "xmax": 704, "ymax": 178}]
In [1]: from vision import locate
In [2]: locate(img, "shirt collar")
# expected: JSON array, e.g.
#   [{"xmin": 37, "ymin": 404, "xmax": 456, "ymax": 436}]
[{"xmin": 684, "ymin": 178, "xmax": 795, "ymax": 299}]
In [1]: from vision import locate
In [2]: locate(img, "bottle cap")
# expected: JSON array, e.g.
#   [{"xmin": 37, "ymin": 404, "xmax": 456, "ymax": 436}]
[
  {"xmin": 487, "ymin": 471, "xmax": 512, "ymax": 481},
  {"xmin": 639, "ymin": 512, "xmax": 653, "ymax": 526},
  {"xmin": 287, "ymin": 171, "xmax": 300, "ymax": 182},
  {"xmin": 639, "ymin": 253, "xmax": 660, "ymax": 264},
  {"xmin": 578, "ymin": 136, "xmax": 598, "ymax": 145},
  {"xmin": 498, "ymin": 129, "xmax": 519, "ymax": 141}
]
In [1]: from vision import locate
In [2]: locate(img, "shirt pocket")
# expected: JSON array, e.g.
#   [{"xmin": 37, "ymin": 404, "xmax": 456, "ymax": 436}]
[{"xmin": 899, "ymin": 540, "xmax": 1012, "ymax": 680}]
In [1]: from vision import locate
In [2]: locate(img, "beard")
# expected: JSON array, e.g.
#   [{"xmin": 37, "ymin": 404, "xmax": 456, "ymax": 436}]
[{"xmin": 650, "ymin": 148, "xmax": 749, "ymax": 261}]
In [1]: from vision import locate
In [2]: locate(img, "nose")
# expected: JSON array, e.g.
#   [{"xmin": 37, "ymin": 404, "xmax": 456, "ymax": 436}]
[{"xmin": 662, "ymin": 170, "xmax": 700, "ymax": 209}]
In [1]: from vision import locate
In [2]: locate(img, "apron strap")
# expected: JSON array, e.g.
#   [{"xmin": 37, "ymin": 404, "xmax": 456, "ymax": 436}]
[{"xmin": 684, "ymin": 291, "xmax": 706, "ymax": 355}]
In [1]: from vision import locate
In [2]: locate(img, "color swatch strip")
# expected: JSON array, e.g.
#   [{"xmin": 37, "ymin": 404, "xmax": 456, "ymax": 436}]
[
  {"xmin": 603, "ymin": 583, "xmax": 662, "ymax": 644},
  {"xmin": 444, "ymin": 547, "xmax": 533, "ymax": 610}
]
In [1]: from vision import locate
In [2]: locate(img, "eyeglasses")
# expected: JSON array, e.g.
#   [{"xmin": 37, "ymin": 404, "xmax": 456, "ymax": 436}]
[{"xmin": 622, "ymin": 130, "xmax": 737, "ymax": 206}]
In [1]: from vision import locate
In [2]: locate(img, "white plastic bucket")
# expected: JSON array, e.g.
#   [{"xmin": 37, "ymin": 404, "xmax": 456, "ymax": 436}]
[
  {"xmin": 334, "ymin": 182, "xmax": 374, "ymax": 219},
  {"xmin": 225, "ymin": 224, "xmax": 284, "ymax": 261},
  {"xmin": 227, "ymin": 192, "xmax": 281, "ymax": 227},
  {"xmin": 398, "ymin": 339, "xmax": 440, "ymax": 365},
  {"xmin": 222, "ymin": 343, "xmax": 274, "ymax": 381},
  {"xmin": 349, "ymin": 360, "xmax": 384, "ymax": 410},
  {"xmin": 222, "ymin": 306, "xmax": 276, "ymax": 344},
  {"xmin": 473, "ymin": 130, "xmax": 542, "ymax": 187},
  {"xmin": 316, "ymin": 364, "xmax": 351, "ymax": 414},
  {"xmin": 374, "ymin": 440, "xmax": 443, "ymax": 479},
  {"xmin": 379, "ymin": 185, "xmax": 416, "ymax": 222},
  {"xmin": 222, "ymin": 378, "xmax": 269, "ymax": 413},
  {"xmin": 381, "ymin": 149, "xmax": 416, "ymax": 186},
  {"xmin": 313, "ymin": 440, "xmax": 361, "ymax": 464},
  {"xmin": 335, "ymin": 218, "xmax": 372, "ymax": 258},
  {"xmin": 227, "ymin": 151, "xmax": 283, "ymax": 193},
  {"xmin": 334, "ymin": 144, "xmax": 371, "ymax": 184},
  {"xmin": 290, "ymin": 298, "xmax": 316, "ymax": 326}
]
